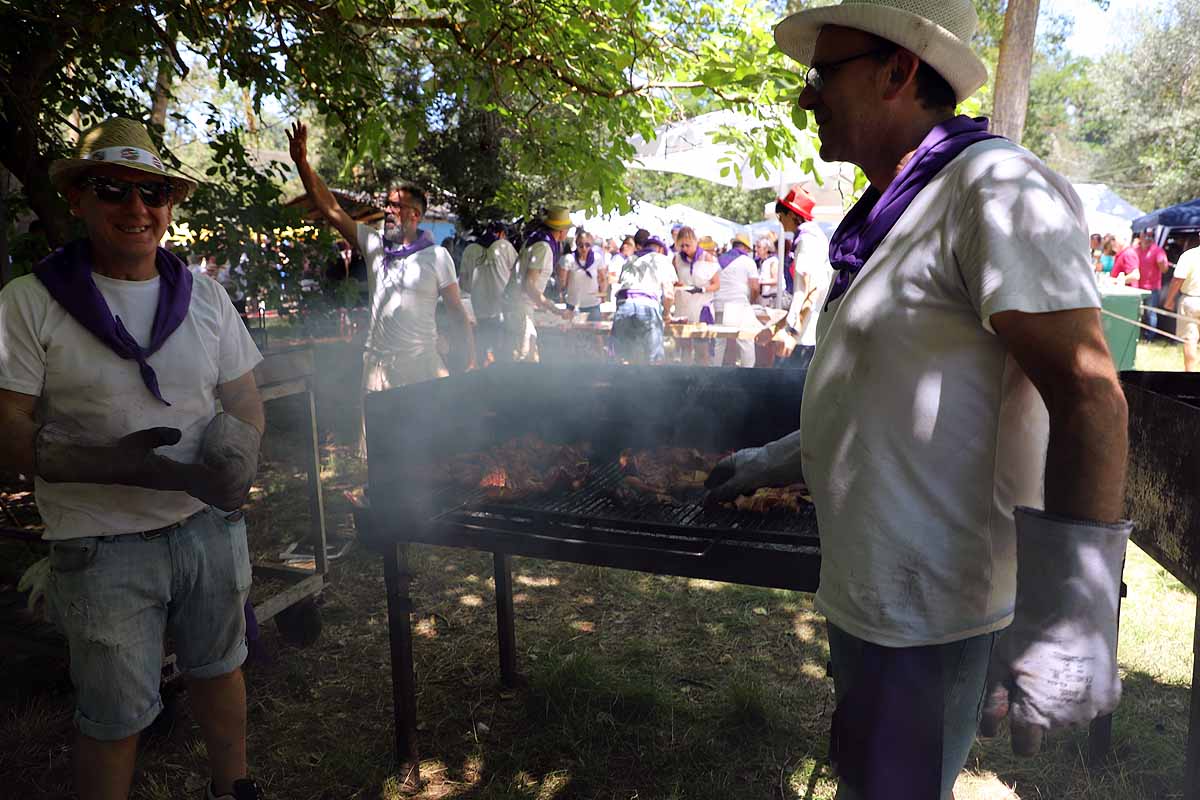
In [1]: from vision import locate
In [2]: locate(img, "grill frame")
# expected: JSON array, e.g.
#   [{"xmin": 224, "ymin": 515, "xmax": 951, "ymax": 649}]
[{"xmin": 359, "ymin": 364, "xmax": 819, "ymax": 784}]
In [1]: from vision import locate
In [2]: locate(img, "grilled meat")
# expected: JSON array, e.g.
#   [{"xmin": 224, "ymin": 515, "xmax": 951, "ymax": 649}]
[
  {"xmin": 439, "ymin": 435, "xmax": 592, "ymax": 500},
  {"xmin": 609, "ymin": 447, "xmax": 726, "ymax": 506},
  {"xmin": 732, "ymin": 485, "xmax": 812, "ymax": 514}
]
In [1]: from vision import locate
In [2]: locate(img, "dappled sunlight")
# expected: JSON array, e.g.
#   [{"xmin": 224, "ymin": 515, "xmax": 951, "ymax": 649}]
[
  {"xmin": 513, "ymin": 592, "xmax": 530, "ymax": 603},
  {"xmin": 574, "ymin": 594, "xmax": 596, "ymax": 606},
  {"xmin": 516, "ymin": 574, "xmax": 560, "ymax": 587},
  {"xmin": 570, "ymin": 620, "xmax": 595, "ymax": 633},
  {"xmin": 458, "ymin": 594, "xmax": 483, "ymax": 607},
  {"xmin": 685, "ymin": 578, "xmax": 726, "ymax": 591},
  {"xmin": 800, "ymin": 662, "xmax": 827, "ymax": 681},
  {"xmin": 954, "ymin": 771, "xmax": 1021, "ymax": 799}
]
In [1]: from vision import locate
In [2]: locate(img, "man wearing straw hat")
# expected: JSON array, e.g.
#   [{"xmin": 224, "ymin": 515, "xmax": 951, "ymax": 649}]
[
  {"xmin": 0, "ymin": 118, "xmax": 266, "ymax": 799},
  {"xmin": 706, "ymin": 2, "xmax": 1132, "ymax": 797},
  {"xmin": 503, "ymin": 206, "xmax": 574, "ymax": 362}
]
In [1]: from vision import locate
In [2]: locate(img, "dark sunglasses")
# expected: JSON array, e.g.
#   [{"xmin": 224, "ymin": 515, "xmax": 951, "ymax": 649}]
[
  {"xmin": 804, "ymin": 47, "xmax": 894, "ymax": 93},
  {"xmin": 80, "ymin": 176, "xmax": 174, "ymax": 208}
]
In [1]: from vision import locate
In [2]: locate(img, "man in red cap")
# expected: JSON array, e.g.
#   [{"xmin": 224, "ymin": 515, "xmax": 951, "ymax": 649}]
[{"xmin": 761, "ymin": 187, "xmax": 831, "ymax": 369}]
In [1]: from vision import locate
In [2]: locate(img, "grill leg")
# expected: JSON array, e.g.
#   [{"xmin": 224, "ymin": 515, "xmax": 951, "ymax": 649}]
[
  {"xmin": 384, "ymin": 542, "xmax": 420, "ymax": 789},
  {"xmin": 1185, "ymin": 594, "xmax": 1200, "ymax": 800},
  {"xmin": 494, "ymin": 552, "xmax": 523, "ymax": 687},
  {"xmin": 1088, "ymin": 575, "xmax": 1128, "ymax": 765}
]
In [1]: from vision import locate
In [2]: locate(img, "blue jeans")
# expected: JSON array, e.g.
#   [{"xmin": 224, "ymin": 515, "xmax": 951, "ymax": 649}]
[
  {"xmin": 827, "ymin": 623, "xmax": 995, "ymax": 800},
  {"xmin": 46, "ymin": 507, "xmax": 252, "ymax": 740},
  {"xmin": 1142, "ymin": 288, "xmax": 1162, "ymax": 339},
  {"xmin": 611, "ymin": 300, "xmax": 664, "ymax": 363}
]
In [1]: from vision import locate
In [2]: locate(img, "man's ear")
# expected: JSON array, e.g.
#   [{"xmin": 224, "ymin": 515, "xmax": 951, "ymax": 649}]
[{"xmin": 882, "ymin": 49, "xmax": 921, "ymax": 102}]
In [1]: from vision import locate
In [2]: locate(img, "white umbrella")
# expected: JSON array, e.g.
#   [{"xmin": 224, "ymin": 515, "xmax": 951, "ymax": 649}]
[
  {"xmin": 1071, "ymin": 183, "xmax": 1144, "ymax": 243},
  {"xmin": 628, "ymin": 109, "xmax": 844, "ymax": 193},
  {"xmin": 662, "ymin": 203, "xmax": 741, "ymax": 242},
  {"xmin": 571, "ymin": 200, "xmax": 673, "ymax": 242}
]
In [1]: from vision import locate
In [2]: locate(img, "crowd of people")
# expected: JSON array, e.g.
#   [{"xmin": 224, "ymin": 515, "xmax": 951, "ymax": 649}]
[{"xmin": 1090, "ymin": 227, "xmax": 1200, "ymax": 370}]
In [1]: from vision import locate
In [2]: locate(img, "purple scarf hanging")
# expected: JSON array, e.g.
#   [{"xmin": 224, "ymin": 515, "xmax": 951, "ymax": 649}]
[
  {"xmin": 825, "ymin": 116, "xmax": 1001, "ymax": 308},
  {"xmin": 383, "ymin": 229, "xmax": 435, "ymax": 266},
  {"xmin": 34, "ymin": 239, "xmax": 192, "ymax": 405},
  {"xmin": 719, "ymin": 246, "xmax": 750, "ymax": 270},
  {"xmin": 575, "ymin": 247, "xmax": 596, "ymax": 277},
  {"xmin": 523, "ymin": 228, "xmax": 561, "ymax": 267}
]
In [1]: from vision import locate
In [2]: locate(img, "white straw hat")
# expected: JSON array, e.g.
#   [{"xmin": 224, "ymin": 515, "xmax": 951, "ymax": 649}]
[
  {"xmin": 774, "ymin": 0, "xmax": 989, "ymax": 104},
  {"xmin": 49, "ymin": 118, "xmax": 197, "ymax": 200}
]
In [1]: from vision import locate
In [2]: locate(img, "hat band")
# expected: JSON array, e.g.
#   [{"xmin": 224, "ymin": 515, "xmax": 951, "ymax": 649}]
[{"xmin": 86, "ymin": 145, "xmax": 166, "ymax": 172}]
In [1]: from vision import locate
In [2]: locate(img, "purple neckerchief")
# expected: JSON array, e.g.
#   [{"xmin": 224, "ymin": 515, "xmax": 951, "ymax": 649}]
[
  {"xmin": 575, "ymin": 247, "xmax": 596, "ymax": 277},
  {"xmin": 524, "ymin": 228, "xmax": 561, "ymax": 267},
  {"xmin": 632, "ymin": 247, "xmax": 657, "ymax": 259},
  {"xmin": 383, "ymin": 229, "xmax": 435, "ymax": 266},
  {"xmin": 35, "ymin": 239, "xmax": 192, "ymax": 405},
  {"xmin": 719, "ymin": 246, "xmax": 750, "ymax": 269},
  {"xmin": 825, "ymin": 116, "xmax": 1002, "ymax": 309}
]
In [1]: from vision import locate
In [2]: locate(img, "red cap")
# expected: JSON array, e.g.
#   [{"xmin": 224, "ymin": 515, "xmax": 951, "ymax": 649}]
[{"xmin": 778, "ymin": 187, "xmax": 816, "ymax": 221}]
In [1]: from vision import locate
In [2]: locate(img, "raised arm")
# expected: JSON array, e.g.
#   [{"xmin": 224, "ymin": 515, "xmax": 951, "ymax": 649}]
[{"xmin": 287, "ymin": 121, "xmax": 359, "ymax": 247}]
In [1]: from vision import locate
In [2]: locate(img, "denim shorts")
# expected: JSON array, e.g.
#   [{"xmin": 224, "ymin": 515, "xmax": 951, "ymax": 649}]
[
  {"xmin": 827, "ymin": 623, "xmax": 995, "ymax": 800},
  {"xmin": 46, "ymin": 507, "xmax": 252, "ymax": 741},
  {"xmin": 611, "ymin": 300, "xmax": 664, "ymax": 362}
]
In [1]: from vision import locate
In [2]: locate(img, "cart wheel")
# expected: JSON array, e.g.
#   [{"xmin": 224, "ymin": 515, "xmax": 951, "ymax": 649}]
[{"xmin": 275, "ymin": 598, "xmax": 322, "ymax": 647}]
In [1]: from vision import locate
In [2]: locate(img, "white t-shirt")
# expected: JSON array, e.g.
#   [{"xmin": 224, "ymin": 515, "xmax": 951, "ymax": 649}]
[
  {"xmin": 618, "ymin": 251, "xmax": 676, "ymax": 300},
  {"xmin": 471, "ymin": 238, "xmax": 517, "ymax": 320},
  {"xmin": 359, "ymin": 224, "xmax": 457, "ymax": 356},
  {"xmin": 0, "ymin": 271, "xmax": 262, "ymax": 540},
  {"xmin": 1174, "ymin": 247, "xmax": 1200, "ymax": 296},
  {"xmin": 506, "ymin": 240, "xmax": 556, "ymax": 315},
  {"xmin": 799, "ymin": 140, "xmax": 1101, "ymax": 648},
  {"xmin": 458, "ymin": 242, "xmax": 486, "ymax": 292},
  {"xmin": 561, "ymin": 248, "xmax": 604, "ymax": 308},
  {"xmin": 713, "ymin": 252, "xmax": 757, "ymax": 309},
  {"xmin": 758, "ymin": 255, "xmax": 780, "ymax": 296},
  {"xmin": 790, "ymin": 222, "xmax": 833, "ymax": 346}
]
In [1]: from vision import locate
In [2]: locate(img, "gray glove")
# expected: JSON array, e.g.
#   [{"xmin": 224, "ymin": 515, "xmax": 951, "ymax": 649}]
[
  {"xmin": 979, "ymin": 506, "xmax": 1133, "ymax": 755},
  {"xmin": 35, "ymin": 423, "xmax": 195, "ymax": 491},
  {"xmin": 704, "ymin": 429, "xmax": 804, "ymax": 502},
  {"xmin": 187, "ymin": 412, "xmax": 262, "ymax": 512}
]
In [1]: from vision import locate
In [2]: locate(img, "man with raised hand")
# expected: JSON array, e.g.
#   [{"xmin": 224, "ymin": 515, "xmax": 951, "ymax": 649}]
[
  {"xmin": 287, "ymin": 120, "xmax": 474, "ymax": 397},
  {"xmin": 706, "ymin": 2, "xmax": 1132, "ymax": 797},
  {"xmin": 0, "ymin": 118, "xmax": 266, "ymax": 800}
]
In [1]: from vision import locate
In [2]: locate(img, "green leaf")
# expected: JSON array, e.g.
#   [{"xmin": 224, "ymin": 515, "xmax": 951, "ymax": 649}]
[
  {"xmin": 337, "ymin": 0, "xmax": 357, "ymax": 20},
  {"xmin": 791, "ymin": 106, "xmax": 808, "ymax": 131}
]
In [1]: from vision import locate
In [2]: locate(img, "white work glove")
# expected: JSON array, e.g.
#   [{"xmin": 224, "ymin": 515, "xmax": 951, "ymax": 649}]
[
  {"xmin": 188, "ymin": 413, "xmax": 262, "ymax": 512},
  {"xmin": 704, "ymin": 429, "xmax": 804, "ymax": 502},
  {"xmin": 18, "ymin": 557, "xmax": 50, "ymax": 617},
  {"xmin": 979, "ymin": 506, "xmax": 1133, "ymax": 755},
  {"xmin": 36, "ymin": 423, "xmax": 195, "ymax": 491}
]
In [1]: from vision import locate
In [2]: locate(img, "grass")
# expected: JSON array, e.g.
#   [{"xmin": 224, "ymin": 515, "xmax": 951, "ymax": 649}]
[
  {"xmin": 0, "ymin": 363, "xmax": 1194, "ymax": 799},
  {"xmin": 1134, "ymin": 339, "xmax": 1186, "ymax": 372}
]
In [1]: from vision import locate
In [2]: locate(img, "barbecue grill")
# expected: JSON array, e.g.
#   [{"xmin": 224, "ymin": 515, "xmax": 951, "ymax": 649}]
[{"xmin": 356, "ymin": 364, "xmax": 817, "ymax": 784}]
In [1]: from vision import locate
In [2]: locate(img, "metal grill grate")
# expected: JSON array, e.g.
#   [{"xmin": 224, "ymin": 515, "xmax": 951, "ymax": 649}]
[{"xmin": 428, "ymin": 457, "xmax": 819, "ymax": 557}]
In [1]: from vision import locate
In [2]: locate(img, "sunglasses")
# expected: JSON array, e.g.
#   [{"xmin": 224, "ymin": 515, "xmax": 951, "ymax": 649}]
[
  {"xmin": 804, "ymin": 47, "xmax": 894, "ymax": 93},
  {"xmin": 81, "ymin": 176, "xmax": 174, "ymax": 208}
]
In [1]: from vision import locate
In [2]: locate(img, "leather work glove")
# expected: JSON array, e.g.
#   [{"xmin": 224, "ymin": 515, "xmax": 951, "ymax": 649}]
[
  {"xmin": 704, "ymin": 429, "xmax": 804, "ymax": 502},
  {"xmin": 186, "ymin": 412, "xmax": 262, "ymax": 512},
  {"xmin": 18, "ymin": 557, "xmax": 50, "ymax": 617},
  {"xmin": 979, "ymin": 506, "xmax": 1133, "ymax": 755},
  {"xmin": 35, "ymin": 423, "xmax": 195, "ymax": 492}
]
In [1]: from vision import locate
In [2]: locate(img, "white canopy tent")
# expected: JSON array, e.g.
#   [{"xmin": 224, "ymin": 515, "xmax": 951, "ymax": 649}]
[
  {"xmin": 628, "ymin": 109, "xmax": 853, "ymax": 222},
  {"xmin": 1071, "ymin": 183, "xmax": 1145, "ymax": 243},
  {"xmin": 570, "ymin": 200, "xmax": 674, "ymax": 243}
]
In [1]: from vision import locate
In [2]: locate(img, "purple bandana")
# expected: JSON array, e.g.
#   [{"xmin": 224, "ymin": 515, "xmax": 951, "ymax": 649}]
[
  {"xmin": 632, "ymin": 247, "xmax": 657, "ymax": 259},
  {"xmin": 524, "ymin": 229, "xmax": 561, "ymax": 267},
  {"xmin": 34, "ymin": 239, "xmax": 193, "ymax": 405},
  {"xmin": 383, "ymin": 229, "xmax": 435, "ymax": 265},
  {"xmin": 575, "ymin": 247, "xmax": 596, "ymax": 277},
  {"xmin": 825, "ymin": 116, "xmax": 1001, "ymax": 308},
  {"xmin": 719, "ymin": 246, "xmax": 750, "ymax": 270}
]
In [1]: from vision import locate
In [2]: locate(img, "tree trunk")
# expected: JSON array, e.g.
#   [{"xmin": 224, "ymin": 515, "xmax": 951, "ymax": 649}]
[
  {"xmin": 991, "ymin": 0, "xmax": 1041, "ymax": 144},
  {"xmin": 150, "ymin": 57, "xmax": 173, "ymax": 130},
  {"xmin": 0, "ymin": 96, "xmax": 73, "ymax": 248}
]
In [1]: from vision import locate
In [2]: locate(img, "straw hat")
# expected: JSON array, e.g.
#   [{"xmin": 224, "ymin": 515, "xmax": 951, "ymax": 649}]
[
  {"xmin": 698, "ymin": 236, "xmax": 718, "ymax": 252},
  {"xmin": 731, "ymin": 231, "xmax": 752, "ymax": 249},
  {"xmin": 49, "ymin": 118, "xmax": 197, "ymax": 200},
  {"xmin": 773, "ymin": 0, "xmax": 989, "ymax": 104},
  {"xmin": 541, "ymin": 205, "xmax": 573, "ymax": 231}
]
